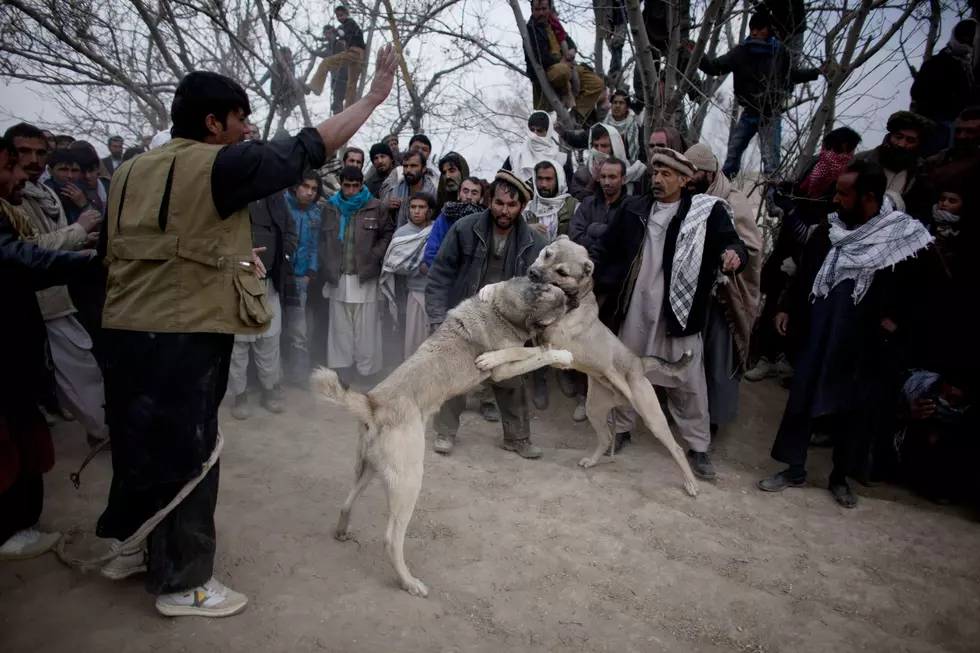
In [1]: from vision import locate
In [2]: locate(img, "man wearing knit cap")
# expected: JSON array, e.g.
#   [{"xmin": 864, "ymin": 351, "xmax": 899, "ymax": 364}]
[
  {"xmin": 590, "ymin": 148, "xmax": 748, "ymax": 478},
  {"xmin": 683, "ymin": 142, "xmax": 763, "ymax": 435},
  {"xmin": 853, "ymin": 110, "xmax": 933, "ymax": 209},
  {"xmin": 426, "ymin": 170, "xmax": 547, "ymax": 459},
  {"xmin": 365, "ymin": 142, "xmax": 394, "ymax": 197}
]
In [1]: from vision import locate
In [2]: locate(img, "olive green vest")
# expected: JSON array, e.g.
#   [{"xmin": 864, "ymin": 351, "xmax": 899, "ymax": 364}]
[{"xmin": 103, "ymin": 138, "xmax": 273, "ymax": 334}]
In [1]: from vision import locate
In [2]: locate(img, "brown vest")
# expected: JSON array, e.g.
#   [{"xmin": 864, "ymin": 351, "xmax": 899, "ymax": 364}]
[{"xmin": 102, "ymin": 138, "xmax": 273, "ymax": 334}]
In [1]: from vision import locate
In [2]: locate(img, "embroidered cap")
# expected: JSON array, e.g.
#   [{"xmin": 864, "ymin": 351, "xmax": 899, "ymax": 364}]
[
  {"xmin": 682, "ymin": 143, "xmax": 718, "ymax": 173},
  {"xmin": 494, "ymin": 169, "xmax": 533, "ymax": 203},
  {"xmin": 649, "ymin": 147, "xmax": 696, "ymax": 177}
]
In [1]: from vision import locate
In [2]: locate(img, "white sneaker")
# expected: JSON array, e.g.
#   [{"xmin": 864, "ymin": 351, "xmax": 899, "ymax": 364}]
[
  {"xmin": 100, "ymin": 538, "xmax": 147, "ymax": 580},
  {"xmin": 572, "ymin": 396, "xmax": 588, "ymax": 422},
  {"xmin": 0, "ymin": 528, "xmax": 61, "ymax": 560},
  {"xmin": 744, "ymin": 358, "xmax": 775, "ymax": 382},
  {"xmin": 155, "ymin": 577, "xmax": 248, "ymax": 618}
]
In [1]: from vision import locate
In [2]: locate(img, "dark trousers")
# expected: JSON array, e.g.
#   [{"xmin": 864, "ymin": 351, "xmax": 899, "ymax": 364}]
[
  {"xmin": 0, "ymin": 473, "xmax": 43, "ymax": 544},
  {"xmin": 771, "ymin": 411, "xmax": 857, "ymax": 480},
  {"xmin": 434, "ymin": 377, "xmax": 530, "ymax": 442},
  {"xmin": 97, "ymin": 330, "xmax": 232, "ymax": 595}
]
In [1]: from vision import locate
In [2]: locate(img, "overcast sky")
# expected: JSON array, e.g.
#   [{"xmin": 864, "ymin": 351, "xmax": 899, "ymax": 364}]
[{"xmin": 0, "ymin": 3, "xmax": 960, "ymax": 177}]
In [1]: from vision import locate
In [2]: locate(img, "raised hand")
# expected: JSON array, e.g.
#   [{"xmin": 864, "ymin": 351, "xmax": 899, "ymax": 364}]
[{"xmin": 368, "ymin": 43, "xmax": 398, "ymax": 103}]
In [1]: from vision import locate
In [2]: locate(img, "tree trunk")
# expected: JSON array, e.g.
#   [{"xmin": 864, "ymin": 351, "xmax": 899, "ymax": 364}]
[
  {"xmin": 623, "ymin": 0, "xmax": 662, "ymax": 135},
  {"xmin": 357, "ymin": 0, "xmax": 384, "ymax": 100},
  {"xmin": 507, "ymin": 0, "xmax": 573, "ymax": 130},
  {"xmin": 382, "ymin": 0, "xmax": 424, "ymax": 133},
  {"xmin": 593, "ymin": 0, "xmax": 606, "ymax": 79},
  {"xmin": 923, "ymin": 0, "xmax": 941, "ymax": 62}
]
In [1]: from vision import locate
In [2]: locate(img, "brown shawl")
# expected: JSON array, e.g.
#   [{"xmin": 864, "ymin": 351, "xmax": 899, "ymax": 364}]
[{"xmin": 707, "ymin": 173, "xmax": 762, "ymax": 365}]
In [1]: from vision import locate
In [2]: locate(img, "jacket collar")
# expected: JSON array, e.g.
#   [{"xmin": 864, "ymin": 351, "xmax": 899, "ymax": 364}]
[
  {"xmin": 472, "ymin": 208, "xmax": 534, "ymax": 251},
  {"xmin": 625, "ymin": 192, "xmax": 692, "ymax": 222}
]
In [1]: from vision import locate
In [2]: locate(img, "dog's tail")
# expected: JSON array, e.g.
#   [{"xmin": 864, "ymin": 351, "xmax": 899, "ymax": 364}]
[
  {"xmin": 641, "ymin": 350, "xmax": 694, "ymax": 377},
  {"xmin": 311, "ymin": 367, "xmax": 373, "ymax": 424}
]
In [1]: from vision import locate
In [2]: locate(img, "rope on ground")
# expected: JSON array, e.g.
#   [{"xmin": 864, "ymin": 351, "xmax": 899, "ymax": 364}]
[{"xmin": 55, "ymin": 429, "xmax": 224, "ymax": 573}]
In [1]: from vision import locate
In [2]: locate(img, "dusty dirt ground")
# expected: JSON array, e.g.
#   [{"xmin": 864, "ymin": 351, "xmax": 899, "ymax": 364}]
[{"xmin": 2, "ymin": 376, "xmax": 979, "ymax": 653}]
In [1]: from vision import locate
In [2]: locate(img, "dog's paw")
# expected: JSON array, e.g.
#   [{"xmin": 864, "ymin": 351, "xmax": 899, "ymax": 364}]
[
  {"xmin": 403, "ymin": 576, "xmax": 429, "ymax": 598},
  {"xmin": 684, "ymin": 477, "xmax": 699, "ymax": 497},
  {"xmin": 477, "ymin": 284, "xmax": 498, "ymax": 302},
  {"xmin": 475, "ymin": 352, "xmax": 502, "ymax": 371},
  {"xmin": 578, "ymin": 456, "xmax": 597, "ymax": 468},
  {"xmin": 551, "ymin": 349, "xmax": 573, "ymax": 367},
  {"xmin": 334, "ymin": 529, "xmax": 352, "ymax": 541}
]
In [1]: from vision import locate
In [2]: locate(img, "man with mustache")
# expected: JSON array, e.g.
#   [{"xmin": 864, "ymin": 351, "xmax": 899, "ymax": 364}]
[
  {"xmin": 435, "ymin": 152, "xmax": 469, "ymax": 214},
  {"xmin": 425, "ymin": 171, "xmax": 546, "ymax": 458},
  {"xmin": 759, "ymin": 159, "xmax": 932, "ymax": 508},
  {"xmin": 683, "ymin": 143, "xmax": 763, "ymax": 437},
  {"xmin": 911, "ymin": 106, "xmax": 980, "ymax": 215},
  {"xmin": 852, "ymin": 110, "xmax": 933, "ymax": 209},
  {"xmin": 3, "ymin": 122, "xmax": 108, "ymax": 448},
  {"xmin": 590, "ymin": 148, "xmax": 747, "ymax": 474},
  {"xmin": 381, "ymin": 149, "xmax": 437, "ymax": 228},
  {"xmin": 365, "ymin": 142, "xmax": 395, "ymax": 197}
]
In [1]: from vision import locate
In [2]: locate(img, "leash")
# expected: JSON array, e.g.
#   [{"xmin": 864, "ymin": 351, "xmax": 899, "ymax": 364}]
[{"xmin": 56, "ymin": 429, "xmax": 224, "ymax": 572}]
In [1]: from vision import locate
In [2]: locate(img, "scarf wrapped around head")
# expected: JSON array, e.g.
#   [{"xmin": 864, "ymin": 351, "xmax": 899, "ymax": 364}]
[
  {"xmin": 811, "ymin": 198, "xmax": 934, "ymax": 304},
  {"xmin": 441, "ymin": 200, "xmax": 483, "ymax": 224},
  {"xmin": 944, "ymin": 20, "xmax": 975, "ymax": 85},
  {"xmin": 801, "ymin": 149, "xmax": 853, "ymax": 199},
  {"xmin": 588, "ymin": 123, "xmax": 627, "ymax": 179},
  {"xmin": 328, "ymin": 186, "xmax": 372, "ymax": 243},
  {"xmin": 525, "ymin": 160, "xmax": 570, "ymax": 241},
  {"xmin": 603, "ymin": 111, "xmax": 640, "ymax": 164},
  {"xmin": 511, "ymin": 111, "xmax": 562, "ymax": 183}
]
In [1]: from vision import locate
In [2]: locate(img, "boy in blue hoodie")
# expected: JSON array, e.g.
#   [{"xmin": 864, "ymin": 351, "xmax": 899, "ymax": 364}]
[{"xmin": 284, "ymin": 171, "xmax": 322, "ymax": 386}]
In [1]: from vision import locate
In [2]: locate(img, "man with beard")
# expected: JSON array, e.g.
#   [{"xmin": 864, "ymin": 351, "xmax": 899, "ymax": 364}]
[
  {"xmin": 853, "ymin": 110, "xmax": 933, "ymax": 209},
  {"xmin": 911, "ymin": 107, "xmax": 980, "ymax": 216},
  {"xmin": 425, "ymin": 171, "xmax": 547, "ymax": 458},
  {"xmin": 566, "ymin": 156, "xmax": 630, "ymax": 421},
  {"xmin": 385, "ymin": 133, "xmax": 404, "ymax": 166},
  {"xmin": 683, "ymin": 143, "xmax": 763, "ymax": 435},
  {"xmin": 590, "ymin": 148, "xmax": 747, "ymax": 472},
  {"xmin": 365, "ymin": 142, "xmax": 394, "ymax": 197},
  {"xmin": 102, "ymin": 136, "xmax": 125, "ymax": 176},
  {"xmin": 436, "ymin": 152, "xmax": 469, "ymax": 213},
  {"xmin": 522, "ymin": 159, "xmax": 579, "ymax": 411},
  {"xmin": 759, "ymin": 160, "xmax": 932, "ymax": 508},
  {"xmin": 4, "ymin": 122, "xmax": 109, "ymax": 449},
  {"xmin": 422, "ymin": 175, "xmax": 499, "ymax": 422},
  {"xmin": 382, "ymin": 150, "xmax": 437, "ymax": 228}
]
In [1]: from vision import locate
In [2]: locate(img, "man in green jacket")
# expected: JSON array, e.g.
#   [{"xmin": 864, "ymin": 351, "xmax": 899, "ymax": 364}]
[{"xmin": 95, "ymin": 47, "xmax": 397, "ymax": 619}]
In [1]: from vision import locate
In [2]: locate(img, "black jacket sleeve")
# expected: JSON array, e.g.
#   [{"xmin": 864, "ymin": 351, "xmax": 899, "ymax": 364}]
[
  {"xmin": 424, "ymin": 219, "xmax": 462, "ymax": 325},
  {"xmin": 699, "ymin": 48, "xmax": 738, "ymax": 76},
  {"xmin": 567, "ymin": 200, "xmax": 590, "ymax": 248},
  {"xmin": 0, "ymin": 229, "xmax": 97, "ymax": 290},
  {"xmin": 790, "ymin": 65, "xmax": 820, "ymax": 84},
  {"xmin": 211, "ymin": 127, "xmax": 327, "ymax": 219}
]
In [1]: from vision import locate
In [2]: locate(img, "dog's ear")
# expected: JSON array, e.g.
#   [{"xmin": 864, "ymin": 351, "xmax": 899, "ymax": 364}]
[
  {"xmin": 582, "ymin": 259, "xmax": 594, "ymax": 277},
  {"xmin": 555, "ymin": 234, "xmax": 570, "ymax": 242}
]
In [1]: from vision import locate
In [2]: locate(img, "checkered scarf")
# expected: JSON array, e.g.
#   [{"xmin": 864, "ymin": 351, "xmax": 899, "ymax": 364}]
[
  {"xmin": 811, "ymin": 198, "xmax": 933, "ymax": 304},
  {"xmin": 668, "ymin": 194, "xmax": 734, "ymax": 329}
]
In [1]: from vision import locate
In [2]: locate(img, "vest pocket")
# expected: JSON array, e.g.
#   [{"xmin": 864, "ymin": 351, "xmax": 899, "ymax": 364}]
[{"xmin": 233, "ymin": 270, "xmax": 275, "ymax": 327}]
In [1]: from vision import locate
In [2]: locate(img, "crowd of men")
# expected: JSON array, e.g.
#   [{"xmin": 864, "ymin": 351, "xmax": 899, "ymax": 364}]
[{"xmin": 1, "ymin": 1, "xmax": 978, "ymax": 622}]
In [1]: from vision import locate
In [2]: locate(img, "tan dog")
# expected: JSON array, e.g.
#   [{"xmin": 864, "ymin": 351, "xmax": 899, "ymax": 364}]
[
  {"xmin": 312, "ymin": 278, "xmax": 573, "ymax": 597},
  {"xmin": 477, "ymin": 236, "xmax": 700, "ymax": 496}
]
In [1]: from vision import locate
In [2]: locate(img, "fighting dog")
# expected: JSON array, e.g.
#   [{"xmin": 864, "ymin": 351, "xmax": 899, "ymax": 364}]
[{"xmin": 313, "ymin": 278, "xmax": 573, "ymax": 597}]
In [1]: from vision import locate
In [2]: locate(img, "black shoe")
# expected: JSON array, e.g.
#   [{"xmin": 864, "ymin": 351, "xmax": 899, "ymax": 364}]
[
  {"xmin": 758, "ymin": 469, "xmax": 806, "ymax": 492},
  {"xmin": 604, "ymin": 431, "xmax": 631, "ymax": 456},
  {"xmin": 557, "ymin": 370, "xmax": 578, "ymax": 398},
  {"xmin": 480, "ymin": 402, "xmax": 500, "ymax": 422},
  {"xmin": 829, "ymin": 481, "xmax": 858, "ymax": 508},
  {"xmin": 687, "ymin": 450, "xmax": 716, "ymax": 480},
  {"xmin": 532, "ymin": 376, "xmax": 549, "ymax": 410}
]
